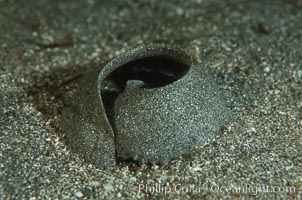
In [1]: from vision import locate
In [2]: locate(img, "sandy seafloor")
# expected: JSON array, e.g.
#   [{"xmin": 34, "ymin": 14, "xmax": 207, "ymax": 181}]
[{"xmin": 0, "ymin": 0, "xmax": 301, "ymax": 199}]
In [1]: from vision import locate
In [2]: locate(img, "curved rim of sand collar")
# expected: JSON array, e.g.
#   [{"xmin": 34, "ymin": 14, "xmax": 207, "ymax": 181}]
[{"xmin": 97, "ymin": 44, "xmax": 193, "ymax": 98}]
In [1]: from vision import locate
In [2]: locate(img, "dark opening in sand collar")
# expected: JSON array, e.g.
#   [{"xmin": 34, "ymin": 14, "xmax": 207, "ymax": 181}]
[{"xmin": 61, "ymin": 44, "xmax": 230, "ymax": 167}]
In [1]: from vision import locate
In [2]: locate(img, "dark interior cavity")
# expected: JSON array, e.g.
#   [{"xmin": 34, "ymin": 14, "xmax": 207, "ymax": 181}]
[
  {"xmin": 101, "ymin": 55, "xmax": 191, "ymax": 116},
  {"xmin": 106, "ymin": 55, "xmax": 190, "ymax": 90}
]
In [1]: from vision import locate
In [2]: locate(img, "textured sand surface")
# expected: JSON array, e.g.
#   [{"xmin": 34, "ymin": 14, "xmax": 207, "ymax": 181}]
[{"xmin": 1, "ymin": 0, "xmax": 301, "ymax": 199}]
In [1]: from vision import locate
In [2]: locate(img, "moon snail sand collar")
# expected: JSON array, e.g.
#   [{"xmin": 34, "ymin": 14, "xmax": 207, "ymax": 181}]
[{"xmin": 60, "ymin": 44, "xmax": 231, "ymax": 167}]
